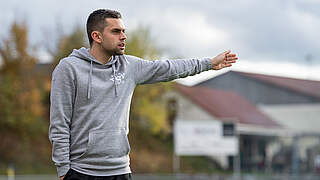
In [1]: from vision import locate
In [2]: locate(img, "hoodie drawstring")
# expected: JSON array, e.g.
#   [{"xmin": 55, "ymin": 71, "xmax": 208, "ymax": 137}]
[
  {"xmin": 87, "ymin": 60, "xmax": 93, "ymax": 99},
  {"xmin": 87, "ymin": 56, "xmax": 119, "ymax": 99},
  {"xmin": 112, "ymin": 63, "xmax": 118, "ymax": 97}
]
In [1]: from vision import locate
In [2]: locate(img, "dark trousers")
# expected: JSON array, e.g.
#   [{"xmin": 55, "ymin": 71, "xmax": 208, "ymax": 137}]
[{"xmin": 64, "ymin": 169, "xmax": 132, "ymax": 180}]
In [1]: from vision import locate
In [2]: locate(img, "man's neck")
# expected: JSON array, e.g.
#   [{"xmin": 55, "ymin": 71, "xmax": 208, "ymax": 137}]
[{"xmin": 89, "ymin": 45, "xmax": 112, "ymax": 64}]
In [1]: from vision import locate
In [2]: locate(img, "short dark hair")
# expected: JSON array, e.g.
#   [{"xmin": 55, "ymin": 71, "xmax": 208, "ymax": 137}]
[{"xmin": 86, "ymin": 9, "xmax": 122, "ymax": 45}]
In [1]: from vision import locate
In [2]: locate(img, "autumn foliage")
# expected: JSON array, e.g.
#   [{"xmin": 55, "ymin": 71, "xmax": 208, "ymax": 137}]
[{"xmin": 0, "ymin": 22, "xmax": 50, "ymax": 172}]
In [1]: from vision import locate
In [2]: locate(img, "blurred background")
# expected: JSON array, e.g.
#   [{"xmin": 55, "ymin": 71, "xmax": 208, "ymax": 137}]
[{"xmin": 0, "ymin": 0, "xmax": 320, "ymax": 180}]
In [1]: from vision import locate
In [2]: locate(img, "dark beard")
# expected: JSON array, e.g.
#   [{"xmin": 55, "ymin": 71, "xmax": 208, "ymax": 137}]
[{"xmin": 103, "ymin": 48, "xmax": 124, "ymax": 56}]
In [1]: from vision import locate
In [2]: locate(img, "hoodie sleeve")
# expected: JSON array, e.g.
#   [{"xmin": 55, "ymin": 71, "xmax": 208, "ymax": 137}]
[
  {"xmin": 49, "ymin": 60, "xmax": 75, "ymax": 177},
  {"xmin": 132, "ymin": 57, "xmax": 213, "ymax": 85}
]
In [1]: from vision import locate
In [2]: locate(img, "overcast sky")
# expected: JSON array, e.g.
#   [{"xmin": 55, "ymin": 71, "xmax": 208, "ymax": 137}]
[{"xmin": 1, "ymin": 0, "xmax": 319, "ymax": 80}]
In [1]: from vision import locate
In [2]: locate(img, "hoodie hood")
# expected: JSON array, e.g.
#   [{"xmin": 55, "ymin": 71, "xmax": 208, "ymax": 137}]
[
  {"xmin": 69, "ymin": 47, "xmax": 118, "ymax": 65},
  {"xmin": 69, "ymin": 47, "xmax": 128, "ymax": 99}
]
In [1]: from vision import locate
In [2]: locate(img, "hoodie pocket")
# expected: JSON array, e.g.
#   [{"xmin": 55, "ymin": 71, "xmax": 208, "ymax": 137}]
[{"xmin": 80, "ymin": 129, "xmax": 130, "ymax": 159}]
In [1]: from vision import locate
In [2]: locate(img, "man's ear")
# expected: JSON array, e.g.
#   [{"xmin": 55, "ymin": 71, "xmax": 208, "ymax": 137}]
[{"xmin": 91, "ymin": 31, "xmax": 103, "ymax": 44}]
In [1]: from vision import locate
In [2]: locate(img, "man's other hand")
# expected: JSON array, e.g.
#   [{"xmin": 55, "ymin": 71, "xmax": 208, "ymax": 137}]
[{"xmin": 212, "ymin": 50, "xmax": 238, "ymax": 70}]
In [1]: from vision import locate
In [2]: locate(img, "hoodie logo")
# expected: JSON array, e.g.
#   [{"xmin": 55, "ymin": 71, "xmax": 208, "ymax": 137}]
[{"xmin": 110, "ymin": 73, "xmax": 125, "ymax": 85}]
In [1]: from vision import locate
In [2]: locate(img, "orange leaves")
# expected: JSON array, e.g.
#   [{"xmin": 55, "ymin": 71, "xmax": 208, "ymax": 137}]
[{"xmin": 0, "ymin": 21, "xmax": 46, "ymax": 135}]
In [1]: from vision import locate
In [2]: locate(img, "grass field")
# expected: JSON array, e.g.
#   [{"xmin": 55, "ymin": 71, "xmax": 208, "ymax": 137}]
[{"xmin": 0, "ymin": 174, "xmax": 319, "ymax": 180}]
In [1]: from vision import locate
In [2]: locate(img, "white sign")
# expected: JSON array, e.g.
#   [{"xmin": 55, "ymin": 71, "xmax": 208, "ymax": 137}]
[{"xmin": 174, "ymin": 120, "xmax": 238, "ymax": 156}]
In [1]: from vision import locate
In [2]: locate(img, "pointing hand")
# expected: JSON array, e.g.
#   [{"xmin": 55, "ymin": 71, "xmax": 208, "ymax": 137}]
[{"xmin": 212, "ymin": 50, "xmax": 238, "ymax": 70}]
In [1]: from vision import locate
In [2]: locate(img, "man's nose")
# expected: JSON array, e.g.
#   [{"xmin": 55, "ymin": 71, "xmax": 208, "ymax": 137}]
[{"xmin": 120, "ymin": 32, "xmax": 126, "ymax": 40}]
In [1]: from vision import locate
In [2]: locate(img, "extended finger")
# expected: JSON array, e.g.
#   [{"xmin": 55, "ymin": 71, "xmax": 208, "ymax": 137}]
[
  {"xmin": 223, "ymin": 50, "xmax": 231, "ymax": 56},
  {"xmin": 224, "ymin": 60, "xmax": 236, "ymax": 65},
  {"xmin": 225, "ymin": 57, "xmax": 238, "ymax": 62},
  {"xmin": 223, "ymin": 63, "xmax": 232, "ymax": 67},
  {"xmin": 226, "ymin": 57, "xmax": 238, "ymax": 61},
  {"xmin": 226, "ymin": 53, "xmax": 237, "ymax": 57}
]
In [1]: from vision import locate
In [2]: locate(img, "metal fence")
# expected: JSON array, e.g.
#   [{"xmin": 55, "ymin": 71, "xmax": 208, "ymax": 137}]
[{"xmin": 0, "ymin": 174, "xmax": 319, "ymax": 180}]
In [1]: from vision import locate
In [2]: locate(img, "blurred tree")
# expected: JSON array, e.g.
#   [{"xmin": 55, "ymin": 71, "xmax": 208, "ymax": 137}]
[
  {"xmin": 125, "ymin": 26, "xmax": 161, "ymax": 59},
  {"xmin": 126, "ymin": 26, "xmax": 172, "ymax": 136},
  {"xmin": 48, "ymin": 25, "xmax": 88, "ymax": 69},
  {"xmin": 0, "ymin": 21, "xmax": 47, "ymax": 164}
]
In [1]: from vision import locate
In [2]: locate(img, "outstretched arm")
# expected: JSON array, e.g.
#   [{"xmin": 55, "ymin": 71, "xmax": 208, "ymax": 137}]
[{"xmin": 131, "ymin": 50, "xmax": 238, "ymax": 85}]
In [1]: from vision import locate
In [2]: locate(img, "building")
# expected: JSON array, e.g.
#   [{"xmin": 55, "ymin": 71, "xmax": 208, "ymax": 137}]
[{"xmin": 169, "ymin": 70, "xmax": 320, "ymax": 173}]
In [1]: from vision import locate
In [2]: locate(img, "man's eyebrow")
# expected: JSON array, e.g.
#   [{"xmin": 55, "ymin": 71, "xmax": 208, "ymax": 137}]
[{"xmin": 111, "ymin": 28, "xmax": 125, "ymax": 32}]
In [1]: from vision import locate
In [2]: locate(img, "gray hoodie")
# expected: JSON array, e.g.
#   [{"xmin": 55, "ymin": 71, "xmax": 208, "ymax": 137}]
[{"xmin": 49, "ymin": 47, "xmax": 213, "ymax": 177}]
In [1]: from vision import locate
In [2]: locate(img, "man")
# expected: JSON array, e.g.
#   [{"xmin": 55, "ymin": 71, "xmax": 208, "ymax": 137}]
[{"xmin": 49, "ymin": 9, "xmax": 238, "ymax": 180}]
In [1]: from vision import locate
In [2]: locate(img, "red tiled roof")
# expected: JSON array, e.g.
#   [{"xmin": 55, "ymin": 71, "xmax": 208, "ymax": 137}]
[
  {"xmin": 175, "ymin": 84, "xmax": 281, "ymax": 127},
  {"xmin": 236, "ymin": 71, "xmax": 320, "ymax": 99}
]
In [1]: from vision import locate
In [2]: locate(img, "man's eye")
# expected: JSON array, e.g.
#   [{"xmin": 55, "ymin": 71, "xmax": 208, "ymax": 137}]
[{"xmin": 112, "ymin": 30, "xmax": 120, "ymax": 33}]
